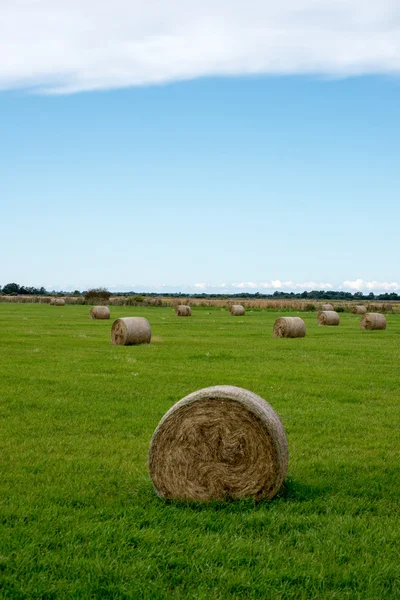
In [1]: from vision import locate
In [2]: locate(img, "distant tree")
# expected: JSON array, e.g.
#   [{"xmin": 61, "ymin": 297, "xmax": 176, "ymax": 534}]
[
  {"xmin": 84, "ymin": 288, "xmax": 111, "ymax": 302},
  {"xmin": 2, "ymin": 283, "xmax": 20, "ymax": 295}
]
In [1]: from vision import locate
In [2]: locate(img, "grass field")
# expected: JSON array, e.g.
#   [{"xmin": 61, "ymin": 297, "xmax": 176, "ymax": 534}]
[{"xmin": 1, "ymin": 304, "xmax": 399, "ymax": 599}]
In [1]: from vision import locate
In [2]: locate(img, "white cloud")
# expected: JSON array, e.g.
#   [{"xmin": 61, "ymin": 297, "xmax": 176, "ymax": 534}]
[
  {"xmin": 232, "ymin": 280, "xmax": 333, "ymax": 290},
  {"xmin": 1, "ymin": 1, "xmax": 400, "ymax": 93},
  {"xmin": 341, "ymin": 279, "xmax": 400, "ymax": 291}
]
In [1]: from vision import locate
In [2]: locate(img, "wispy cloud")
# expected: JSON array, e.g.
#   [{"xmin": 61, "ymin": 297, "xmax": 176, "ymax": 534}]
[
  {"xmin": 1, "ymin": 1, "xmax": 400, "ymax": 94},
  {"xmin": 341, "ymin": 279, "xmax": 400, "ymax": 292}
]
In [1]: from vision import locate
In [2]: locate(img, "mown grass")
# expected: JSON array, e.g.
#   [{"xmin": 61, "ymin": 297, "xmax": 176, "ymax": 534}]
[{"xmin": 0, "ymin": 304, "xmax": 399, "ymax": 599}]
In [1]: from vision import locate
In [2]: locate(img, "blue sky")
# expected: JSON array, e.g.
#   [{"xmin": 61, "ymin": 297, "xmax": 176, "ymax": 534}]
[{"xmin": 1, "ymin": 1, "xmax": 399, "ymax": 293}]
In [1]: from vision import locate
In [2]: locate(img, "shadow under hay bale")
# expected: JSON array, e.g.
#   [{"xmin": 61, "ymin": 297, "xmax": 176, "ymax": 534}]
[
  {"xmin": 273, "ymin": 317, "xmax": 306, "ymax": 338},
  {"xmin": 176, "ymin": 305, "xmax": 192, "ymax": 316},
  {"xmin": 111, "ymin": 317, "xmax": 151, "ymax": 345},
  {"xmin": 230, "ymin": 305, "xmax": 245, "ymax": 316},
  {"xmin": 360, "ymin": 313, "xmax": 386, "ymax": 330},
  {"xmin": 317, "ymin": 310, "xmax": 340, "ymax": 326},
  {"xmin": 352, "ymin": 305, "xmax": 367, "ymax": 314},
  {"xmin": 148, "ymin": 385, "xmax": 288, "ymax": 502}
]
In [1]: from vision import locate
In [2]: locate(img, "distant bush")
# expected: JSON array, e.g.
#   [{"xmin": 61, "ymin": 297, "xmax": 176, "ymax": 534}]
[
  {"xmin": 133, "ymin": 295, "xmax": 144, "ymax": 303},
  {"xmin": 305, "ymin": 304, "xmax": 316, "ymax": 312},
  {"xmin": 84, "ymin": 288, "xmax": 111, "ymax": 304},
  {"xmin": 335, "ymin": 306, "xmax": 345, "ymax": 313}
]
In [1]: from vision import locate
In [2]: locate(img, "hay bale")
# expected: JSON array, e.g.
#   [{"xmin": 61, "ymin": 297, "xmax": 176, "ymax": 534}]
[
  {"xmin": 53, "ymin": 298, "xmax": 65, "ymax": 306},
  {"xmin": 360, "ymin": 313, "xmax": 386, "ymax": 330},
  {"xmin": 176, "ymin": 305, "xmax": 192, "ymax": 317},
  {"xmin": 230, "ymin": 305, "xmax": 245, "ymax": 316},
  {"xmin": 148, "ymin": 385, "xmax": 288, "ymax": 502},
  {"xmin": 321, "ymin": 303, "xmax": 334, "ymax": 311},
  {"xmin": 111, "ymin": 317, "xmax": 151, "ymax": 345},
  {"xmin": 90, "ymin": 306, "xmax": 110, "ymax": 320},
  {"xmin": 352, "ymin": 305, "xmax": 367, "ymax": 314},
  {"xmin": 317, "ymin": 310, "xmax": 340, "ymax": 326},
  {"xmin": 273, "ymin": 317, "xmax": 306, "ymax": 338}
]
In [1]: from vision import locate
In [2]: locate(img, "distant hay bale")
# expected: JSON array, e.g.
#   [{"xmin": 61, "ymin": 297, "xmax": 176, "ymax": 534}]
[
  {"xmin": 176, "ymin": 305, "xmax": 192, "ymax": 316},
  {"xmin": 317, "ymin": 310, "xmax": 340, "ymax": 326},
  {"xmin": 148, "ymin": 385, "xmax": 288, "ymax": 502},
  {"xmin": 111, "ymin": 317, "xmax": 151, "ymax": 345},
  {"xmin": 230, "ymin": 305, "xmax": 245, "ymax": 316},
  {"xmin": 360, "ymin": 313, "xmax": 386, "ymax": 331},
  {"xmin": 53, "ymin": 298, "xmax": 65, "ymax": 306},
  {"xmin": 352, "ymin": 305, "xmax": 367, "ymax": 314},
  {"xmin": 321, "ymin": 303, "xmax": 334, "ymax": 311},
  {"xmin": 273, "ymin": 317, "xmax": 306, "ymax": 338},
  {"xmin": 90, "ymin": 306, "xmax": 110, "ymax": 320}
]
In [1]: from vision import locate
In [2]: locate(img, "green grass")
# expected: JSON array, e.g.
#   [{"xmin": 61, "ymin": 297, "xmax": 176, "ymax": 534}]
[{"xmin": 0, "ymin": 304, "xmax": 399, "ymax": 599}]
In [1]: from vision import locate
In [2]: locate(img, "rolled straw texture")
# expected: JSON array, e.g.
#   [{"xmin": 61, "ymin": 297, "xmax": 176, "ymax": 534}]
[
  {"xmin": 321, "ymin": 303, "xmax": 334, "ymax": 311},
  {"xmin": 273, "ymin": 317, "xmax": 306, "ymax": 338},
  {"xmin": 360, "ymin": 313, "xmax": 386, "ymax": 330},
  {"xmin": 230, "ymin": 305, "xmax": 245, "ymax": 316},
  {"xmin": 352, "ymin": 305, "xmax": 367, "ymax": 314},
  {"xmin": 53, "ymin": 298, "xmax": 65, "ymax": 306},
  {"xmin": 90, "ymin": 306, "xmax": 110, "ymax": 320},
  {"xmin": 111, "ymin": 317, "xmax": 151, "ymax": 345},
  {"xmin": 317, "ymin": 310, "xmax": 340, "ymax": 326},
  {"xmin": 148, "ymin": 385, "xmax": 288, "ymax": 502},
  {"xmin": 176, "ymin": 305, "xmax": 192, "ymax": 316}
]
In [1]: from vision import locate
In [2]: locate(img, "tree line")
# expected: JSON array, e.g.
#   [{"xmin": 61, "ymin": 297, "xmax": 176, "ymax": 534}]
[{"xmin": 1, "ymin": 283, "xmax": 399, "ymax": 301}]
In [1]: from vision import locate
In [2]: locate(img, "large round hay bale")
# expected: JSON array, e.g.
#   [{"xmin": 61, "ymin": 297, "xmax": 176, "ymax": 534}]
[
  {"xmin": 360, "ymin": 313, "xmax": 386, "ymax": 330},
  {"xmin": 321, "ymin": 303, "xmax": 334, "ymax": 311},
  {"xmin": 148, "ymin": 385, "xmax": 288, "ymax": 502},
  {"xmin": 273, "ymin": 317, "xmax": 306, "ymax": 338},
  {"xmin": 352, "ymin": 305, "xmax": 367, "ymax": 314},
  {"xmin": 176, "ymin": 305, "xmax": 192, "ymax": 317},
  {"xmin": 230, "ymin": 305, "xmax": 245, "ymax": 316},
  {"xmin": 53, "ymin": 298, "xmax": 65, "ymax": 306},
  {"xmin": 317, "ymin": 310, "xmax": 340, "ymax": 326},
  {"xmin": 90, "ymin": 306, "xmax": 110, "ymax": 320},
  {"xmin": 111, "ymin": 317, "xmax": 151, "ymax": 345}
]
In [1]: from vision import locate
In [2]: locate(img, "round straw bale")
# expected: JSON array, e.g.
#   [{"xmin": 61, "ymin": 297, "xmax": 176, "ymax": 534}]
[
  {"xmin": 111, "ymin": 317, "xmax": 151, "ymax": 345},
  {"xmin": 317, "ymin": 310, "xmax": 340, "ymax": 326},
  {"xmin": 148, "ymin": 385, "xmax": 288, "ymax": 502},
  {"xmin": 321, "ymin": 303, "xmax": 334, "ymax": 311},
  {"xmin": 176, "ymin": 305, "xmax": 192, "ymax": 316},
  {"xmin": 230, "ymin": 305, "xmax": 245, "ymax": 316},
  {"xmin": 273, "ymin": 317, "xmax": 306, "ymax": 338},
  {"xmin": 360, "ymin": 313, "xmax": 386, "ymax": 330},
  {"xmin": 53, "ymin": 298, "xmax": 65, "ymax": 306},
  {"xmin": 352, "ymin": 305, "xmax": 367, "ymax": 314},
  {"xmin": 90, "ymin": 306, "xmax": 110, "ymax": 320}
]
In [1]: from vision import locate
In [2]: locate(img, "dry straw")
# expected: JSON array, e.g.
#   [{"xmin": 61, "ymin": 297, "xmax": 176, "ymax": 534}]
[
  {"xmin": 90, "ymin": 306, "xmax": 110, "ymax": 320},
  {"xmin": 321, "ymin": 303, "xmax": 334, "ymax": 311},
  {"xmin": 273, "ymin": 317, "xmax": 306, "ymax": 338},
  {"xmin": 360, "ymin": 313, "xmax": 387, "ymax": 330},
  {"xmin": 176, "ymin": 305, "xmax": 192, "ymax": 317},
  {"xmin": 352, "ymin": 305, "xmax": 367, "ymax": 314},
  {"xmin": 111, "ymin": 317, "xmax": 151, "ymax": 345},
  {"xmin": 317, "ymin": 310, "xmax": 340, "ymax": 326},
  {"xmin": 230, "ymin": 305, "xmax": 245, "ymax": 316},
  {"xmin": 148, "ymin": 385, "xmax": 288, "ymax": 502},
  {"xmin": 52, "ymin": 298, "xmax": 65, "ymax": 306}
]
